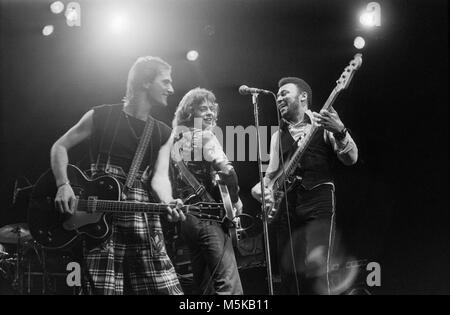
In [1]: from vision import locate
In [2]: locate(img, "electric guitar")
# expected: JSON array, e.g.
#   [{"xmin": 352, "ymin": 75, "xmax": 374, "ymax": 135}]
[
  {"xmin": 173, "ymin": 144, "xmax": 244, "ymax": 247},
  {"xmin": 27, "ymin": 165, "xmax": 226, "ymax": 250},
  {"xmin": 264, "ymin": 53, "xmax": 363, "ymax": 223},
  {"xmin": 215, "ymin": 173, "xmax": 243, "ymax": 248}
]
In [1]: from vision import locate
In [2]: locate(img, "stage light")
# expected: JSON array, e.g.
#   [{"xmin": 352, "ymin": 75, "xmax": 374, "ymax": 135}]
[
  {"xmin": 203, "ymin": 25, "xmax": 215, "ymax": 36},
  {"xmin": 186, "ymin": 50, "xmax": 199, "ymax": 61},
  {"xmin": 50, "ymin": 1, "xmax": 64, "ymax": 14},
  {"xmin": 42, "ymin": 25, "xmax": 54, "ymax": 36},
  {"xmin": 359, "ymin": 12, "xmax": 374, "ymax": 27},
  {"xmin": 109, "ymin": 13, "xmax": 129, "ymax": 34},
  {"xmin": 65, "ymin": 2, "xmax": 81, "ymax": 27},
  {"xmin": 359, "ymin": 2, "xmax": 381, "ymax": 27},
  {"xmin": 66, "ymin": 9, "xmax": 78, "ymax": 24},
  {"xmin": 354, "ymin": 36, "xmax": 366, "ymax": 49}
]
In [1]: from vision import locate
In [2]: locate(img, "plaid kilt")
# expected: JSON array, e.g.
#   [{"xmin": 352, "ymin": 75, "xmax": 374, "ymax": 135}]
[{"xmin": 82, "ymin": 163, "xmax": 183, "ymax": 295}]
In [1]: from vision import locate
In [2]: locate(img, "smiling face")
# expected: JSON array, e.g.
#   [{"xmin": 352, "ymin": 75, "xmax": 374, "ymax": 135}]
[
  {"xmin": 145, "ymin": 68, "xmax": 174, "ymax": 106},
  {"xmin": 277, "ymin": 83, "xmax": 307, "ymax": 121},
  {"xmin": 193, "ymin": 101, "xmax": 218, "ymax": 130}
]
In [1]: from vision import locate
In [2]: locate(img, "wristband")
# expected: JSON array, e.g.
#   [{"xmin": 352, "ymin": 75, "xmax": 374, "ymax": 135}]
[
  {"xmin": 333, "ymin": 127, "xmax": 347, "ymax": 141},
  {"xmin": 57, "ymin": 181, "xmax": 70, "ymax": 189}
]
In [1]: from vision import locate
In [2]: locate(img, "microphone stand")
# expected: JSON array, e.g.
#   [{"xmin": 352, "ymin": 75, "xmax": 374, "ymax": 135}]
[
  {"xmin": 12, "ymin": 227, "xmax": 23, "ymax": 294},
  {"xmin": 251, "ymin": 92, "xmax": 274, "ymax": 295}
]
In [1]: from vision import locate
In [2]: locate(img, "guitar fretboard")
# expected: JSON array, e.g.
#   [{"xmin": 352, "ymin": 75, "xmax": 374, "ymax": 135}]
[
  {"xmin": 77, "ymin": 199, "xmax": 169, "ymax": 214},
  {"xmin": 74, "ymin": 199, "xmax": 224, "ymax": 222}
]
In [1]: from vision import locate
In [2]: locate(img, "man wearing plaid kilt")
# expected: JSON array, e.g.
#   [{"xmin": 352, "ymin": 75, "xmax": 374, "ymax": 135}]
[{"xmin": 50, "ymin": 56, "xmax": 186, "ymax": 294}]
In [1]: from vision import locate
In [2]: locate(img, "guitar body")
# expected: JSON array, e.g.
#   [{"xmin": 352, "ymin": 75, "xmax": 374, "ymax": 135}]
[
  {"xmin": 215, "ymin": 175, "xmax": 242, "ymax": 248},
  {"xmin": 29, "ymin": 165, "xmax": 226, "ymax": 251},
  {"xmin": 265, "ymin": 164, "xmax": 303, "ymax": 224},
  {"xmin": 28, "ymin": 165, "xmax": 119, "ymax": 250}
]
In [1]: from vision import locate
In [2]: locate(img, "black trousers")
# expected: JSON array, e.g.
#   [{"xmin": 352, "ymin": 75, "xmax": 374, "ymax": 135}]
[{"xmin": 276, "ymin": 184, "xmax": 336, "ymax": 295}]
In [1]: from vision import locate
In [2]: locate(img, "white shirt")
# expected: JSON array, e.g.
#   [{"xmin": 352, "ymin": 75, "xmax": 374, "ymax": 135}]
[{"xmin": 171, "ymin": 127, "xmax": 229, "ymax": 166}]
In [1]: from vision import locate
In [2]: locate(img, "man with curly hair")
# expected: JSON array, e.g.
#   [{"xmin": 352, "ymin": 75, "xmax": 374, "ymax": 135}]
[{"xmin": 171, "ymin": 87, "xmax": 243, "ymax": 295}]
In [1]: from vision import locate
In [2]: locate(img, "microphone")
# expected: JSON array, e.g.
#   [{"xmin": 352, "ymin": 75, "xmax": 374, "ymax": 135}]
[{"xmin": 238, "ymin": 85, "xmax": 271, "ymax": 95}]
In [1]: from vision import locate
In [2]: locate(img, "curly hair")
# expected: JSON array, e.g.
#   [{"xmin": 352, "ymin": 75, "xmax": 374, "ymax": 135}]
[{"xmin": 172, "ymin": 87, "xmax": 219, "ymax": 128}]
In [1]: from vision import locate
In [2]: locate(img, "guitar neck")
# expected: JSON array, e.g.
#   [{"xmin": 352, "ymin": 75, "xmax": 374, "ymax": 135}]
[
  {"xmin": 75, "ymin": 199, "xmax": 225, "ymax": 222},
  {"xmin": 321, "ymin": 87, "xmax": 340, "ymax": 113},
  {"xmin": 76, "ymin": 199, "xmax": 170, "ymax": 215},
  {"xmin": 275, "ymin": 87, "xmax": 340, "ymax": 189}
]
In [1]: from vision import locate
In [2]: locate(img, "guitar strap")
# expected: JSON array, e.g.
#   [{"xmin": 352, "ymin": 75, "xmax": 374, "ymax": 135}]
[
  {"xmin": 123, "ymin": 115, "xmax": 155, "ymax": 195},
  {"xmin": 95, "ymin": 104, "xmax": 155, "ymax": 194},
  {"xmin": 172, "ymin": 133, "xmax": 215, "ymax": 203},
  {"xmin": 121, "ymin": 111, "xmax": 156, "ymax": 255}
]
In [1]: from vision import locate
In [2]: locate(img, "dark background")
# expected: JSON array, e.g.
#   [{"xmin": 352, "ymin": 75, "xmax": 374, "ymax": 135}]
[{"xmin": 1, "ymin": 0, "xmax": 448, "ymax": 294}]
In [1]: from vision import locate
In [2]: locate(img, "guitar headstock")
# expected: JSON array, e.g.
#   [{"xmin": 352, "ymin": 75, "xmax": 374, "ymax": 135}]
[
  {"xmin": 185, "ymin": 202, "xmax": 225, "ymax": 222},
  {"xmin": 336, "ymin": 53, "xmax": 363, "ymax": 92}
]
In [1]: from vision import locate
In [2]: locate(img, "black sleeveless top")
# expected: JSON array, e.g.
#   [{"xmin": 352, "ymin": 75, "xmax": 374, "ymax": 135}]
[
  {"xmin": 279, "ymin": 120, "xmax": 336, "ymax": 190},
  {"xmin": 89, "ymin": 104, "xmax": 172, "ymax": 177}
]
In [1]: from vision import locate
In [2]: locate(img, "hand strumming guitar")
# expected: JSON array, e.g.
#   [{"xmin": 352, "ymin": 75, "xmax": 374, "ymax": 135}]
[{"xmin": 55, "ymin": 183, "xmax": 76, "ymax": 214}]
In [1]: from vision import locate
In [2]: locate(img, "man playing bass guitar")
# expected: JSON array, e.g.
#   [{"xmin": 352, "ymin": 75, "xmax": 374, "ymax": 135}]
[{"xmin": 251, "ymin": 77, "xmax": 358, "ymax": 294}]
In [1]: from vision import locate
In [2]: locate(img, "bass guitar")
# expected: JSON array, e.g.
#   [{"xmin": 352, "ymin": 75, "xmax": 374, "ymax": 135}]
[{"xmin": 265, "ymin": 53, "xmax": 363, "ymax": 223}]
